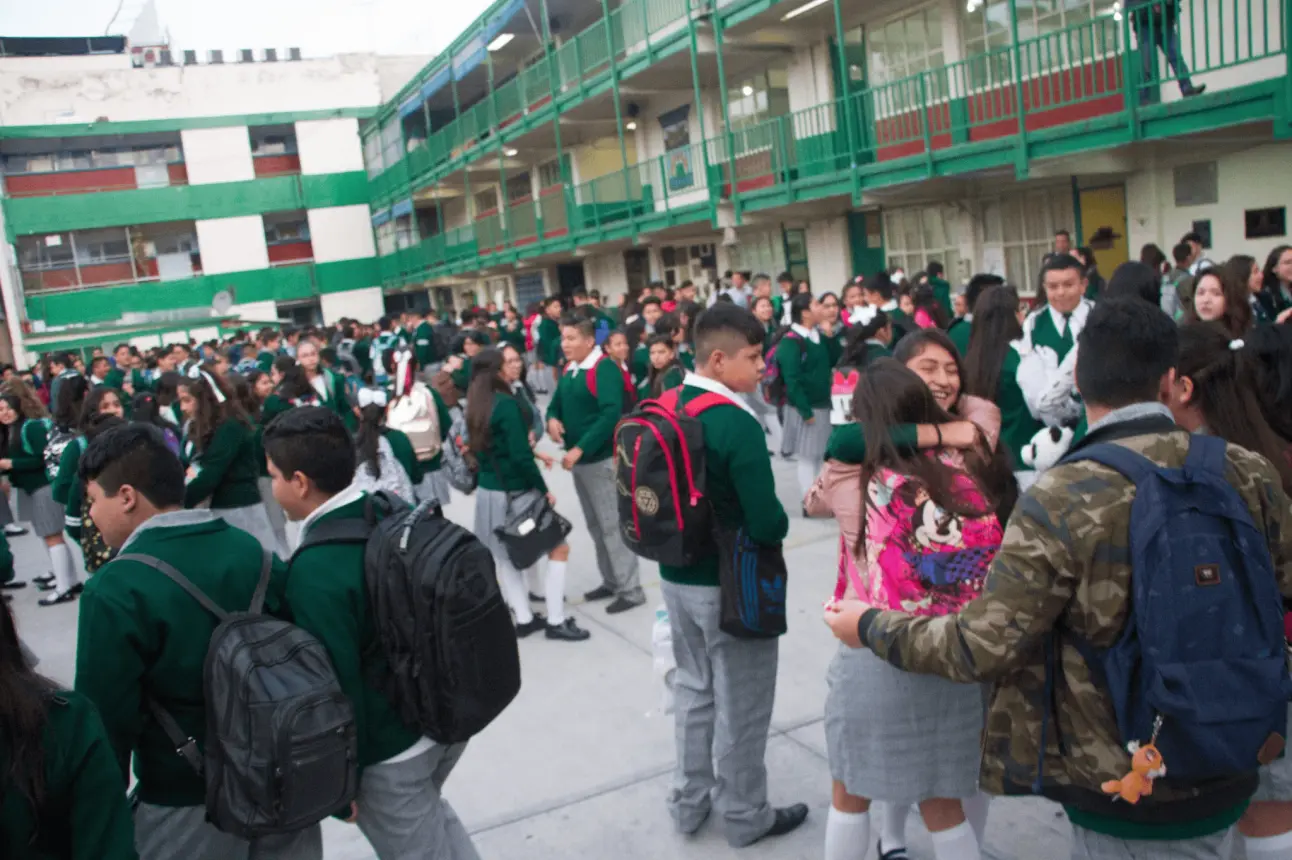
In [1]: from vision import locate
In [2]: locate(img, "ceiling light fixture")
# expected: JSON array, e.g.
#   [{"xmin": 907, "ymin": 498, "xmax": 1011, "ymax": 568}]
[
  {"xmin": 487, "ymin": 33, "xmax": 514, "ymax": 52},
  {"xmin": 742, "ymin": 85, "xmax": 754, "ymax": 96},
  {"xmin": 626, "ymin": 121, "xmax": 638, "ymax": 131},
  {"xmin": 781, "ymin": 0, "xmax": 829, "ymax": 21},
  {"xmin": 503, "ymin": 147, "xmax": 519, "ymax": 157}
]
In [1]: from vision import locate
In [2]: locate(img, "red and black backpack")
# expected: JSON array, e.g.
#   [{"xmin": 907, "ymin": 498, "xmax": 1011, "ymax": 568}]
[
  {"xmin": 586, "ymin": 355, "xmax": 637, "ymax": 413},
  {"xmin": 613, "ymin": 386, "xmax": 731, "ymax": 567}
]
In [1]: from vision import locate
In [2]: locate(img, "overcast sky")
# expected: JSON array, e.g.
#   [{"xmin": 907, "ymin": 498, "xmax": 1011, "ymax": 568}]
[{"xmin": 1, "ymin": 0, "xmax": 494, "ymax": 58}]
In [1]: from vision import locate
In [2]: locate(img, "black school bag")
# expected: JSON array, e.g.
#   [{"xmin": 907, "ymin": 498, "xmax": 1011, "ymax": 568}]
[
  {"xmin": 120, "ymin": 550, "xmax": 358, "ymax": 839},
  {"xmin": 297, "ymin": 493, "xmax": 521, "ymax": 744}
]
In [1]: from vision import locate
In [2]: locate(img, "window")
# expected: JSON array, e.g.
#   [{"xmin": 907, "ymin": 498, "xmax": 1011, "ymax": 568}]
[
  {"xmin": 538, "ymin": 156, "xmax": 568, "ymax": 190},
  {"xmin": 1173, "ymin": 162, "xmax": 1219, "ymax": 207},
  {"xmin": 380, "ymin": 120, "xmax": 403, "ymax": 170},
  {"xmin": 376, "ymin": 220, "xmax": 397, "ymax": 256},
  {"xmin": 506, "ymin": 172, "xmax": 533, "ymax": 203},
  {"xmin": 659, "ymin": 243, "xmax": 717, "ymax": 289},
  {"xmin": 153, "ymin": 233, "xmax": 199, "ymax": 256},
  {"xmin": 978, "ymin": 186, "xmax": 1074, "ymax": 289},
  {"xmin": 16, "ymin": 234, "xmax": 75, "ymax": 270},
  {"xmin": 265, "ymin": 220, "xmax": 311, "ymax": 244},
  {"xmin": 394, "ymin": 214, "xmax": 417, "ymax": 249},
  {"xmin": 474, "ymin": 187, "xmax": 499, "ymax": 216},
  {"xmin": 1246, "ymin": 207, "xmax": 1286, "ymax": 240},
  {"xmin": 882, "ymin": 204, "xmax": 962, "ymax": 283},
  {"xmin": 726, "ymin": 67, "xmax": 790, "ymax": 133},
  {"xmin": 866, "ymin": 6, "xmax": 946, "ymax": 86},
  {"xmin": 250, "ymin": 134, "xmax": 297, "ymax": 156},
  {"xmin": 727, "ymin": 229, "xmax": 786, "ymax": 278},
  {"xmin": 75, "ymin": 229, "xmax": 132, "ymax": 264},
  {"xmin": 964, "ymin": 0, "xmax": 1109, "ymax": 79},
  {"xmin": 363, "ymin": 132, "xmax": 384, "ymax": 177}
]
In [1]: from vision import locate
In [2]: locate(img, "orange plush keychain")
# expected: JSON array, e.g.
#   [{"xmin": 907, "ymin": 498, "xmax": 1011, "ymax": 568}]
[{"xmin": 1102, "ymin": 716, "xmax": 1167, "ymax": 804}]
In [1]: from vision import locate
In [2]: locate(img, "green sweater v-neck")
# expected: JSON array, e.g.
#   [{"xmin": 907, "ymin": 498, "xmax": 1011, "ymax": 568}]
[
  {"xmin": 479, "ymin": 392, "xmax": 547, "ymax": 493},
  {"xmin": 776, "ymin": 332, "xmax": 831, "ymax": 419},
  {"xmin": 546, "ymin": 357, "xmax": 625, "ymax": 463},
  {"xmin": 183, "ymin": 418, "xmax": 261, "ymax": 509}
]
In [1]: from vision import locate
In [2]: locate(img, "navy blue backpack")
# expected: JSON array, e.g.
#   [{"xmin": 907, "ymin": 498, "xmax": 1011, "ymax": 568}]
[{"xmin": 1061, "ymin": 435, "xmax": 1292, "ymax": 781}]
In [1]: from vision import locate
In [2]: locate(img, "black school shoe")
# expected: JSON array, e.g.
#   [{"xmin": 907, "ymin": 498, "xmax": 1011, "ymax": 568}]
[
  {"xmin": 753, "ymin": 804, "xmax": 809, "ymax": 843},
  {"xmin": 38, "ymin": 588, "xmax": 79, "ymax": 607},
  {"xmin": 528, "ymin": 592, "xmax": 545, "ymax": 603},
  {"xmin": 878, "ymin": 840, "xmax": 910, "ymax": 860},
  {"xmin": 606, "ymin": 596, "xmax": 645, "ymax": 615},
  {"xmin": 0, "ymin": 581, "xmax": 27, "ymax": 590},
  {"xmin": 545, "ymin": 618, "xmax": 591, "ymax": 641},
  {"xmin": 515, "ymin": 615, "xmax": 547, "ymax": 638},
  {"xmin": 583, "ymin": 585, "xmax": 615, "ymax": 602}
]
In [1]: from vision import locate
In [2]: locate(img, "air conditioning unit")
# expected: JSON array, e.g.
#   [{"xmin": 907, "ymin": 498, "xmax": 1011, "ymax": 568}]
[
  {"xmin": 239, "ymin": 49, "xmax": 254, "ymax": 63},
  {"xmin": 288, "ymin": 47, "xmax": 302, "ymax": 61},
  {"xmin": 183, "ymin": 50, "xmax": 197, "ymax": 64},
  {"xmin": 208, "ymin": 49, "xmax": 224, "ymax": 63},
  {"xmin": 158, "ymin": 49, "xmax": 174, "ymax": 65},
  {"xmin": 263, "ymin": 48, "xmax": 277, "ymax": 62}
]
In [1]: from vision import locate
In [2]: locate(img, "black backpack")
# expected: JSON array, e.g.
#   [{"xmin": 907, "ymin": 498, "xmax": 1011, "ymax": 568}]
[
  {"xmin": 122, "ymin": 551, "xmax": 358, "ymax": 839},
  {"xmin": 297, "ymin": 493, "xmax": 521, "ymax": 745},
  {"xmin": 613, "ymin": 387, "xmax": 731, "ymax": 567}
]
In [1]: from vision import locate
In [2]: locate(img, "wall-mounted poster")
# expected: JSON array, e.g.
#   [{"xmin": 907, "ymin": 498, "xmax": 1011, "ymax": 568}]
[{"xmin": 660, "ymin": 104, "xmax": 693, "ymax": 191}]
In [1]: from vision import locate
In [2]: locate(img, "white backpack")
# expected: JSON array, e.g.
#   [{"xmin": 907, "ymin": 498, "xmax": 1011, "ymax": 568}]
[
  {"xmin": 386, "ymin": 383, "xmax": 442, "ymax": 462},
  {"xmin": 351, "ymin": 436, "xmax": 415, "ymax": 503}
]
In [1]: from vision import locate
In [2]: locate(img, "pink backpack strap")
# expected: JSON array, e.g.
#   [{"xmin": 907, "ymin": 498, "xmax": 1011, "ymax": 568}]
[{"xmin": 584, "ymin": 356, "xmax": 603, "ymax": 397}]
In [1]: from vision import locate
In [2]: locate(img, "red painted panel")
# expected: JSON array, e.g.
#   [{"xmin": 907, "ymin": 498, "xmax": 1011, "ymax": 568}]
[
  {"xmin": 543, "ymin": 228, "xmax": 570, "ymax": 239},
  {"xmin": 168, "ymin": 162, "xmax": 189, "ymax": 184},
  {"xmin": 267, "ymin": 241, "xmax": 314, "ymax": 264},
  {"xmin": 252, "ymin": 154, "xmax": 301, "ymax": 177},
  {"xmin": 35, "ymin": 269, "xmax": 81, "ymax": 289},
  {"xmin": 527, "ymin": 95, "xmax": 553, "ymax": 112},
  {"xmin": 139, "ymin": 258, "xmax": 161, "ymax": 277},
  {"xmin": 75, "ymin": 262, "xmax": 136, "ymax": 287},
  {"xmin": 5, "ymin": 167, "xmax": 137, "ymax": 197}
]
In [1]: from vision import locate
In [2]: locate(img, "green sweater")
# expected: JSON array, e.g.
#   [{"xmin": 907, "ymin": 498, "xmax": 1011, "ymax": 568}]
[
  {"xmin": 75, "ymin": 515, "xmax": 288, "ymax": 807},
  {"xmin": 776, "ymin": 332, "xmax": 831, "ymax": 419},
  {"xmin": 311, "ymin": 369, "xmax": 356, "ymax": 432},
  {"xmin": 103, "ymin": 367, "xmax": 148, "ymax": 393},
  {"xmin": 8, "ymin": 419, "xmax": 52, "ymax": 493},
  {"xmin": 948, "ymin": 317, "xmax": 972, "ymax": 357},
  {"xmin": 413, "ymin": 321, "xmax": 439, "ymax": 368},
  {"xmin": 52, "ymin": 437, "xmax": 85, "ymax": 537},
  {"xmin": 631, "ymin": 344, "xmax": 650, "ymax": 384},
  {"xmin": 659, "ymin": 386, "xmax": 788, "ymax": 587},
  {"xmin": 382, "ymin": 427, "xmax": 425, "ymax": 485},
  {"xmin": 286, "ymin": 495, "xmax": 423, "ymax": 769},
  {"xmin": 824, "ymin": 422, "xmax": 921, "ymax": 462},
  {"xmin": 256, "ymin": 349, "xmax": 277, "ymax": 373},
  {"xmin": 929, "ymin": 276, "xmax": 953, "ymax": 319},
  {"xmin": 537, "ymin": 316, "xmax": 563, "ymax": 366},
  {"xmin": 183, "ymin": 418, "xmax": 262, "ymax": 509},
  {"xmin": 638, "ymin": 364, "xmax": 685, "ymax": 401},
  {"xmin": 355, "ymin": 337, "xmax": 373, "ymax": 378},
  {"xmin": 997, "ymin": 348, "xmax": 1044, "ymax": 473},
  {"xmin": 545, "ymin": 356, "xmax": 624, "ymax": 463},
  {"xmin": 478, "ymin": 392, "xmax": 547, "ymax": 493},
  {"xmin": 450, "ymin": 357, "xmax": 472, "ymax": 392},
  {"xmin": 498, "ymin": 320, "xmax": 527, "ymax": 353},
  {"xmin": 0, "ymin": 690, "xmax": 137, "ymax": 860}
]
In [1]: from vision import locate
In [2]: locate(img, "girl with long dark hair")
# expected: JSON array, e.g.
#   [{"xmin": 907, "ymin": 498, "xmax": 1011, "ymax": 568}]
[
  {"xmin": 1259, "ymin": 244, "xmax": 1292, "ymax": 323},
  {"xmin": 50, "ymin": 387, "xmax": 125, "ymax": 578},
  {"xmin": 1244, "ymin": 324, "xmax": 1292, "ymax": 444},
  {"xmin": 910, "ymin": 284, "xmax": 949, "ymax": 330},
  {"xmin": 808, "ymin": 360, "xmax": 1002, "ymax": 860},
  {"xmin": 1186, "ymin": 265, "xmax": 1253, "ymax": 337},
  {"xmin": 130, "ymin": 392, "xmax": 181, "ymax": 455},
  {"xmin": 351, "ymin": 391, "xmax": 416, "ymax": 503},
  {"xmin": 0, "ymin": 601, "xmax": 136, "ymax": 858},
  {"xmin": 780, "ymin": 292, "xmax": 834, "ymax": 500},
  {"xmin": 641, "ymin": 334, "xmax": 686, "ymax": 400},
  {"xmin": 467, "ymin": 348, "xmax": 587, "ymax": 642},
  {"xmin": 177, "ymin": 364, "xmax": 279, "ymax": 555},
  {"xmin": 296, "ymin": 337, "xmax": 355, "ymax": 431},
  {"xmin": 383, "ymin": 348, "xmax": 453, "ymax": 506}
]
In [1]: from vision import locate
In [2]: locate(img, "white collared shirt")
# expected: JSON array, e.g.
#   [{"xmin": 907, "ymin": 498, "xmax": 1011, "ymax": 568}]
[
  {"xmin": 1045, "ymin": 298, "xmax": 1092, "ymax": 340},
  {"xmin": 681, "ymin": 372, "xmax": 759, "ymax": 420},
  {"xmin": 297, "ymin": 485, "xmax": 365, "ymax": 547},
  {"xmin": 879, "ymin": 299, "xmax": 899, "ymax": 314},
  {"xmin": 566, "ymin": 346, "xmax": 604, "ymax": 375},
  {"xmin": 790, "ymin": 323, "xmax": 821, "ymax": 344}
]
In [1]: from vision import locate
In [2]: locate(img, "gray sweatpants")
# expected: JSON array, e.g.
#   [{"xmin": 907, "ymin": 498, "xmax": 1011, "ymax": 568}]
[
  {"xmin": 571, "ymin": 458, "xmax": 644, "ymax": 603},
  {"xmin": 1071, "ymin": 825, "xmax": 1232, "ymax": 859},
  {"xmin": 661, "ymin": 580, "xmax": 778, "ymax": 847},
  {"xmin": 134, "ymin": 803, "xmax": 321, "ymax": 860},
  {"xmin": 356, "ymin": 742, "xmax": 480, "ymax": 860}
]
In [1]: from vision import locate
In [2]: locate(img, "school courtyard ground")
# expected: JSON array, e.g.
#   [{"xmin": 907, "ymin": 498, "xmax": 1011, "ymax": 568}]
[{"xmin": 15, "ymin": 443, "xmax": 1130, "ymax": 860}]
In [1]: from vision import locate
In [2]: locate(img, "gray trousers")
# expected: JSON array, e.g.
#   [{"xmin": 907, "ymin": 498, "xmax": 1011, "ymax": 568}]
[
  {"xmin": 134, "ymin": 803, "xmax": 321, "ymax": 860},
  {"xmin": 571, "ymin": 458, "xmax": 644, "ymax": 603},
  {"xmin": 1071, "ymin": 824, "xmax": 1232, "ymax": 859},
  {"xmin": 661, "ymin": 580, "xmax": 778, "ymax": 847},
  {"xmin": 356, "ymin": 742, "xmax": 480, "ymax": 860}
]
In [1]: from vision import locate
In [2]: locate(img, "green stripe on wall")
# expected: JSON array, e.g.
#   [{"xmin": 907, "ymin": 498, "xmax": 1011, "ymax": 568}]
[
  {"xmin": 0, "ymin": 107, "xmax": 378, "ymax": 140},
  {"xmin": 3, "ymin": 172, "xmax": 371, "ymax": 237},
  {"xmin": 25, "ymin": 257, "xmax": 380, "ymax": 328}
]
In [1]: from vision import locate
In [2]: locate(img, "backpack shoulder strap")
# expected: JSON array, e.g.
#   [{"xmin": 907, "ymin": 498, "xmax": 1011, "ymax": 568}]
[
  {"xmin": 116, "ymin": 553, "xmax": 230, "ymax": 623},
  {"xmin": 1183, "ymin": 432, "xmax": 1228, "ymax": 481},
  {"xmin": 293, "ymin": 517, "xmax": 374, "ymax": 559},
  {"xmin": 653, "ymin": 387, "xmax": 682, "ymax": 413},
  {"xmin": 147, "ymin": 698, "xmax": 203, "ymax": 775},
  {"xmin": 682, "ymin": 392, "xmax": 735, "ymax": 418},
  {"xmin": 1059, "ymin": 441, "xmax": 1158, "ymax": 484},
  {"xmin": 248, "ymin": 550, "xmax": 273, "ymax": 615}
]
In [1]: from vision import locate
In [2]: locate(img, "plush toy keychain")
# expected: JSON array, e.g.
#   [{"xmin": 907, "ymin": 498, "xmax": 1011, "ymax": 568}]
[{"xmin": 1102, "ymin": 716, "xmax": 1167, "ymax": 804}]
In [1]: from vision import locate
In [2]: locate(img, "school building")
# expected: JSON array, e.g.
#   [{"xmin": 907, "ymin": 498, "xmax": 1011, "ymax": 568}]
[
  {"xmin": 0, "ymin": 30, "xmax": 427, "ymax": 364},
  {"xmin": 2, "ymin": 0, "xmax": 1290, "ymax": 364}
]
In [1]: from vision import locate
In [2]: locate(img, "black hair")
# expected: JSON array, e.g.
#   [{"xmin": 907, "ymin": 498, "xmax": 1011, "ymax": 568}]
[
  {"xmin": 963, "ymin": 286, "xmax": 1023, "ymax": 403},
  {"xmin": 1041, "ymin": 253, "xmax": 1085, "ymax": 277},
  {"xmin": 53, "ymin": 374, "xmax": 90, "ymax": 430},
  {"xmin": 354, "ymin": 402, "xmax": 387, "ymax": 480},
  {"xmin": 85, "ymin": 413, "xmax": 126, "ymax": 442},
  {"xmin": 0, "ymin": 600, "xmax": 60, "ymax": 820},
  {"xmin": 130, "ymin": 392, "xmax": 168, "ymax": 429},
  {"xmin": 153, "ymin": 371, "xmax": 184, "ymax": 407},
  {"xmin": 864, "ymin": 272, "xmax": 896, "ymax": 301},
  {"xmin": 177, "ymin": 364, "xmax": 248, "ymax": 454},
  {"xmin": 910, "ymin": 284, "xmax": 949, "ymax": 329},
  {"xmin": 1245, "ymin": 325, "xmax": 1292, "ymax": 441},
  {"xmin": 838, "ymin": 311, "xmax": 890, "ymax": 369},
  {"xmin": 644, "ymin": 334, "xmax": 682, "ymax": 398},
  {"xmin": 1076, "ymin": 298, "xmax": 1178, "ymax": 409},
  {"xmin": 1055, "ymin": 229, "xmax": 1071, "ymax": 240},
  {"xmin": 464, "ymin": 349, "xmax": 512, "ymax": 458},
  {"xmin": 90, "ymin": 355, "xmax": 110, "ymax": 373},
  {"xmin": 789, "ymin": 292, "xmax": 815, "ymax": 326},
  {"xmin": 275, "ymin": 358, "xmax": 314, "ymax": 402},
  {"xmin": 559, "ymin": 313, "xmax": 596, "ymax": 340},
  {"xmin": 1185, "ymin": 265, "xmax": 1252, "ymax": 337},
  {"xmin": 926, "ymin": 261, "xmax": 944, "ymax": 279},
  {"xmin": 963, "ymin": 273, "xmax": 1005, "ymax": 315},
  {"xmin": 1182, "ymin": 231, "xmax": 1205, "ymax": 246},
  {"xmin": 262, "ymin": 406, "xmax": 355, "ymax": 494},
  {"xmin": 1262, "ymin": 244, "xmax": 1292, "ymax": 292},
  {"xmin": 79, "ymin": 423, "xmax": 186, "ymax": 508},
  {"xmin": 80, "ymin": 385, "xmax": 124, "ymax": 434},
  {"xmin": 693, "ymin": 304, "xmax": 766, "ymax": 364},
  {"xmin": 1104, "ymin": 261, "xmax": 1161, "ymax": 306},
  {"xmin": 1140, "ymin": 243, "xmax": 1167, "ymax": 271},
  {"xmin": 1172, "ymin": 242, "xmax": 1193, "ymax": 265},
  {"xmin": 639, "ymin": 296, "xmax": 663, "ymax": 310}
]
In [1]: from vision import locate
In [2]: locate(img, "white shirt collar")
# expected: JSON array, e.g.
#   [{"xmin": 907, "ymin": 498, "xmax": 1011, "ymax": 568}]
[
  {"xmin": 1046, "ymin": 299, "xmax": 1091, "ymax": 335},
  {"xmin": 790, "ymin": 323, "xmax": 821, "ymax": 343},
  {"xmin": 879, "ymin": 299, "xmax": 899, "ymax": 312},
  {"xmin": 298, "ymin": 486, "xmax": 366, "ymax": 547},
  {"xmin": 119, "ymin": 509, "xmax": 219, "ymax": 553},
  {"xmin": 681, "ymin": 372, "xmax": 758, "ymax": 420},
  {"xmin": 567, "ymin": 346, "xmax": 604, "ymax": 374}
]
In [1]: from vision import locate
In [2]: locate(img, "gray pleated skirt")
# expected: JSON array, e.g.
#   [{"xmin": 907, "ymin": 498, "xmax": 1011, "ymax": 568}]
[
  {"xmin": 1255, "ymin": 703, "xmax": 1292, "ymax": 801},
  {"xmin": 212, "ymin": 502, "xmax": 283, "ymax": 559},
  {"xmin": 824, "ymin": 644, "xmax": 983, "ymax": 804},
  {"xmin": 785, "ymin": 406, "xmax": 831, "ymax": 461},
  {"xmin": 16, "ymin": 484, "xmax": 65, "ymax": 538},
  {"xmin": 473, "ymin": 487, "xmax": 512, "ymax": 563},
  {"xmin": 418, "ymin": 467, "xmax": 452, "ymax": 507}
]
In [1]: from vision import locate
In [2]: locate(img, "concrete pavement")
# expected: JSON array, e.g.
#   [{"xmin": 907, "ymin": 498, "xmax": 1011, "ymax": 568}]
[{"xmin": 6, "ymin": 445, "xmax": 1077, "ymax": 859}]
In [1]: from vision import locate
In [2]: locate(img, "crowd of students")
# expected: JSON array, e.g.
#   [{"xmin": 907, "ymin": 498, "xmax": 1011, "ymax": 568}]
[{"xmin": 0, "ymin": 233, "xmax": 1290, "ymax": 860}]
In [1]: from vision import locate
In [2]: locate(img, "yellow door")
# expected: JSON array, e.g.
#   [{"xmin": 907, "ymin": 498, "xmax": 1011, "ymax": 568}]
[{"xmin": 1078, "ymin": 185, "xmax": 1130, "ymax": 277}]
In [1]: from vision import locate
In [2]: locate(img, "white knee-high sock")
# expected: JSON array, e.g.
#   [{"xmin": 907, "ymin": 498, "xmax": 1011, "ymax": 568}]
[
  {"xmin": 523, "ymin": 563, "xmax": 543, "ymax": 595},
  {"xmin": 824, "ymin": 807, "xmax": 869, "ymax": 860},
  {"xmin": 963, "ymin": 792, "xmax": 990, "ymax": 845},
  {"xmin": 880, "ymin": 802, "xmax": 910, "ymax": 852},
  {"xmin": 48, "ymin": 542, "xmax": 74, "ymax": 593},
  {"xmin": 545, "ymin": 560, "xmax": 567, "ymax": 626},
  {"xmin": 796, "ymin": 459, "xmax": 820, "ymax": 503},
  {"xmin": 1245, "ymin": 829, "xmax": 1292, "ymax": 860},
  {"xmin": 65, "ymin": 538, "xmax": 87, "ymax": 585},
  {"xmin": 929, "ymin": 821, "xmax": 981, "ymax": 860},
  {"xmin": 496, "ymin": 560, "xmax": 533, "ymax": 624}
]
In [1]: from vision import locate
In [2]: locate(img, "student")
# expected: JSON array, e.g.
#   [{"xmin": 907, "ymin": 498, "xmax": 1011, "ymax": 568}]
[
  {"xmin": 467, "ymin": 349, "xmax": 586, "ymax": 641},
  {"xmin": 369, "ymin": 318, "xmax": 405, "ymax": 385},
  {"xmin": 534, "ymin": 297, "xmax": 564, "ymax": 390},
  {"xmin": 808, "ymin": 359, "xmax": 1002, "ymax": 860},
  {"xmin": 1185, "ymin": 265, "xmax": 1252, "ymax": 337},
  {"xmin": 87, "ymin": 356, "xmax": 112, "ymax": 388},
  {"xmin": 641, "ymin": 334, "xmax": 686, "ymax": 400},
  {"xmin": 0, "ymin": 388, "xmax": 83, "ymax": 606},
  {"xmin": 964, "ymin": 286, "xmax": 1044, "ymax": 488},
  {"xmin": 1245, "ymin": 324, "xmax": 1292, "ymax": 445},
  {"xmin": 630, "ymin": 297, "xmax": 666, "ymax": 381},
  {"xmin": 946, "ymin": 274, "xmax": 1003, "ymax": 357},
  {"xmin": 53, "ymin": 387, "xmax": 126, "ymax": 576},
  {"xmin": 0, "ymin": 600, "xmax": 137, "ymax": 859},
  {"xmin": 604, "ymin": 329, "xmax": 632, "ymax": 378},
  {"xmin": 177, "ymin": 365, "xmax": 280, "ymax": 555},
  {"xmin": 46, "ymin": 353, "xmax": 81, "ymax": 407},
  {"xmin": 825, "ymin": 298, "xmax": 1292, "ymax": 860},
  {"xmin": 74, "ymin": 423, "xmax": 319, "ymax": 860},
  {"xmin": 350, "ymin": 390, "xmax": 416, "ymax": 503},
  {"xmin": 264, "ymin": 408, "xmax": 482, "ymax": 860},
  {"xmin": 497, "ymin": 305, "xmax": 527, "ymax": 354},
  {"xmin": 818, "ymin": 292, "xmax": 847, "ymax": 366},
  {"xmin": 910, "ymin": 283, "xmax": 950, "ymax": 331},
  {"xmin": 296, "ymin": 338, "xmax": 355, "ymax": 431},
  {"xmin": 778, "ymin": 292, "xmax": 833, "ymax": 502},
  {"xmin": 658, "ymin": 303, "xmax": 807, "ymax": 846},
  {"xmin": 104, "ymin": 344, "xmax": 141, "ymax": 392},
  {"xmin": 547, "ymin": 315, "xmax": 646, "ymax": 613},
  {"xmin": 1259, "ymin": 244, "xmax": 1292, "ymax": 322},
  {"xmin": 255, "ymin": 328, "xmax": 282, "ymax": 373},
  {"xmin": 381, "ymin": 349, "xmax": 452, "ymax": 506},
  {"xmin": 864, "ymin": 274, "xmax": 910, "ymax": 343},
  {"xmin": 926, "ymin": 260, "xmax": 954, "ymax": 318},
  {"xmin": 832, "ymin": 309, "xmax": 893, "ymax": 380}
]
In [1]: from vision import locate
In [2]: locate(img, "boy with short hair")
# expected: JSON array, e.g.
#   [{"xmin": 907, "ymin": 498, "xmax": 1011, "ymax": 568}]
[
  {"xmin": 257, "ymin": 329, "xmax": 282, "ymax": 373},
  {"xmin": 546, "ymin": 315, "xmax": 645, "ymax": 614},
  {"xmin": 264, "ymin": 408, "xmax": 480, "ymax": 860},
  {"xmin": 660, "ymin": 303, "xmax": 807, "ymax": 847},
  {"xmin": 74, "ymin": 424, "xmax": 321, "ymax": 860},
  {"xmin": 414, "ymin": 309, "xmax": 442, "ymax": 376}
]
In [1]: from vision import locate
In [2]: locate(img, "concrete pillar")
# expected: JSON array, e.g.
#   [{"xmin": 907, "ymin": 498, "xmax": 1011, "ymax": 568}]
[
  {"xmin": 308, "ymin": 205, "xmax": 378, "ymax": 262},
  {"xmin": 180, "ymin": 127, "xmax": 255, "ymax": 185},
  {"xmin": 321, "ymin": 286, "xmax": 385, "ymax": 325},
  {"xmin": 195, "ymin": 215, "xmax": 269, "ymax": 275},
  {"xmin": 805, "ymin": 216, "xmax": 851, "ymax": 291}
]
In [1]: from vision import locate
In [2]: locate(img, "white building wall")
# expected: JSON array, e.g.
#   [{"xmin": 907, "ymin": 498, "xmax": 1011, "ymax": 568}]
[
  {"xmin": 583, "ymin": 251, "xmax": 630, "ymax": 303},
  {"xmin": 296, "ymin": 117, "xmax": 366, "ymax": 175},
  {"xmin": 308, "ymin": 205, "xmax": 378, "ymax": 262},
  {"xmin": 805, "ymin": 217, "xmax": 852, "ymax": 291},
  {"xmin": 227, "ymin": 300, "xmax": 279, "ymax": 323},
  {"xmin": 180, "ymin": 127, "xmax": 255, "ymax": 185},
  {"xmin": 195, "ymin": 215, "xmax": 269, "ymax": 275},
  {"xmin": 321, "ymin": 286, "xmax": 386, "ymax": 325}
]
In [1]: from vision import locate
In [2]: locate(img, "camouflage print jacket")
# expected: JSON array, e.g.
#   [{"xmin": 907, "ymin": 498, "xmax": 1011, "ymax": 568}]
[{"xmin": 857, "ymin": 415, "xmax": 1292, "ymax": 825}]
